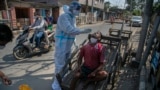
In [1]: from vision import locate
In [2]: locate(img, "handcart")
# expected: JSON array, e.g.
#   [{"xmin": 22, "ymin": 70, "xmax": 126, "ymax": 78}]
[{"xmin": 56, "ymin": 36, "xmax": 122, "ymax": 90}]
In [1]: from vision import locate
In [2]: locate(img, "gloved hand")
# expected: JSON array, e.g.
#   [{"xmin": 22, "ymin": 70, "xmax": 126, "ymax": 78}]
[
  {"xmin": 32, "ymin": 27, "xmax": 36, "ymax": 29},
  {"xmin": 81, "ymin": 28, "xmax": 92, "ymax": 34}
]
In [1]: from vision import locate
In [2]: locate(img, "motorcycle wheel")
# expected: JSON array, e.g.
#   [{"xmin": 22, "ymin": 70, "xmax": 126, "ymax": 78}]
[{"xmin": 13, "ymin": 46, "xmax": 28, "ymax": 60}]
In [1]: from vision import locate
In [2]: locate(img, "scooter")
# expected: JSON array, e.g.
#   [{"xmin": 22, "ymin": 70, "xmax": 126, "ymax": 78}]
[{"xmin": 13, "ymin": 26, "xmax": 55, "ymax": 60}]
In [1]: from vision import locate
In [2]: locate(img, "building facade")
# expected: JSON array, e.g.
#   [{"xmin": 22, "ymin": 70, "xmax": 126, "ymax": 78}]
[
  {"xmin": 0, "ymin": 0, "xmax": 105, "ymax": 29},
  {"xmin": 0, "ymin": 0, "xmax": 56, "ymax": 29},
  {"xmin": 78, "ymin": 0, "xmax": 105, "ymax": 24}
]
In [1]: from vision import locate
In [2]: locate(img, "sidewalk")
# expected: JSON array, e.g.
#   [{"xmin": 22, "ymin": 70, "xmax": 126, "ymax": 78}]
[{"xmin": 113, "ymin": 27, "xmax": 141, "ymax": 90}]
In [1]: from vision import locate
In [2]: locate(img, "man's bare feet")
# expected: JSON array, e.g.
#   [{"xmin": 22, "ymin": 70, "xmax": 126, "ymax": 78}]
[{"xmin": 2, "ymin": 76, "xmax": 12, "ymax": 85}]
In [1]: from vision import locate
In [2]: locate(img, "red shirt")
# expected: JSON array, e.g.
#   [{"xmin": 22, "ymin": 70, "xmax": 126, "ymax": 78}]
[{"xmin": 79, "ymin": 43, "xmax": 105, "ymax": 70}]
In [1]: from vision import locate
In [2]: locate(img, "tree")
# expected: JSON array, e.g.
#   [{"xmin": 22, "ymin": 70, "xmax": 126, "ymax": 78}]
[
  {"xmin": 109, "ymin": 6, "xmax": 119, "ymax": 12},
  {"xmin": 104, "ymin": 1, "xmax": 110, "ymax": 12},
  {"xmin": 126, "ymin": 0, "xmax": 137, "ymax": 11},
  {"xmin": 153, "ymin": 2, "xmax": 160, "ymax": 13},
  {"xmin": 132, "ymin": 9, "xmax": 142, "ymax": 15}
]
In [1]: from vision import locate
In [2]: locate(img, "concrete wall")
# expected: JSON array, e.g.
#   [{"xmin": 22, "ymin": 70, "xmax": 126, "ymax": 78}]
[
  {"xmin": 79, "ymin": 0, "xmax": 104, "ymax": 10},
  {"xmin": 10, "ymin": 7, "xmax": 17, "ymax": 29},
  {"xmin": 29, "ymin": 8, "xmax": 34, "ymax": 24}
]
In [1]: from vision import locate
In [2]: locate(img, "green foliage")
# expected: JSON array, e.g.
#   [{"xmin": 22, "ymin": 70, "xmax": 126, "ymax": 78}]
[
  {"xmin": 126, "ymin": 0, "xmax": 137, "ymax": 11},
  {"xmin": 152, "ymin": 2, "xmax": 160, "ymax": 13},
  {"xmin": 124, "ymin": 11, "xmax": 131, "ymax": 16},
  {"xmin": 132, "ymin": 9, "xmax": 141, "ymax": 16},
  {"xmin": 104, "ymin": 1, "xmax": 110, "ymax": 8},
  {"xmin": 104, "ymin": 1, "xmax": 110, "ymax": 11},
  {"xmin": 123, "ymin": 11, "xmax": 131, "ymax": 19},
  {"xmin": 110, "ymin": 6, "xmax": 119, "ymax": 11}
]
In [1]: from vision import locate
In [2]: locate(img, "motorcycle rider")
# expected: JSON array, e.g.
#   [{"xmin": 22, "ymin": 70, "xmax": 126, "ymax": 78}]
[
  {"xmin": 52, "ymin": 1, "xmax": 91, "ymax": 90},
  {"xmin": 29, "ymin": 9, "xmax": 46, "ymax": 51}
]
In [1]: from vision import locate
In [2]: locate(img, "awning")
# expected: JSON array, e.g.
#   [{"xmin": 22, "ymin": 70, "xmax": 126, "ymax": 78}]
[{"xmin": 8, "ymin": 0, "xmax": 56, "ymax": 8}]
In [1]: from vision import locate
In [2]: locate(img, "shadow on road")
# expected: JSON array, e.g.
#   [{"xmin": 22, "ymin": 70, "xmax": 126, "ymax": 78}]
[
  {"xmin": 0, "ymin": 74, "xmax": 54, "ymax": 90},
  {"xmin": 0, "ymin": 58, "xmax": 55, "ymax": 90},
  {"xmin": 3, "ymin": 54, "xmax": 16, "ymax": 62},
  {"xmin": 126, "ymin": 24, "xmax": 130, "ymax": 27},
  {"xmin": 125, "ymin": 24, "xmax": 141, "ymax": 28}
]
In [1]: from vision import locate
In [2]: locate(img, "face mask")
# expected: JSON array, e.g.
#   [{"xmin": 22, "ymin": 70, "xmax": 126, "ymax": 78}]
[
  {"xmin": 73, "ymin": 10, "xmax": 80, "ymax": 16},
  {"xmin": 0, "ymin": 45, "xmax": 5, "ymax": 49},
  {"xmin": 90, "ymin": 37, "xmax": 97, "ymax": 44},
  {"xmin": 35, "ymin": 15, "xmax": 41, "ymax": 19}
]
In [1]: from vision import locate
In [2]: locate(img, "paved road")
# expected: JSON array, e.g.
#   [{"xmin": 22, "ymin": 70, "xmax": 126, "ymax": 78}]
[{"xmin": 0, "ymin": 22, "xmax": 137, "ymax": 90}]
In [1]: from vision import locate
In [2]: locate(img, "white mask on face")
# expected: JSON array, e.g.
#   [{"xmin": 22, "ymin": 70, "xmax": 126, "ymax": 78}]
[
  {"xmin": 73, "ymin": 10, "xmax": 80, "ymax": 16},
  {"xmin": 90, "ymin": 37, "xmax": 97, "ymax": 44},
  {"xmin": 0, "ymin": 45, "xmax": 5, "ymax": 49}
]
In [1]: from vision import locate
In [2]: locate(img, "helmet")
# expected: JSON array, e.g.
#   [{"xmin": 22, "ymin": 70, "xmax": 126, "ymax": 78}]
[{"xmin": 69, "ymin": 1, "xmax": 81, "ymax": 11}]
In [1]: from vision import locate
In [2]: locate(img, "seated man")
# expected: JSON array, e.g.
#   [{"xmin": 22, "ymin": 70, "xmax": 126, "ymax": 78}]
[
  {"xmin": 70, "ymin": 31, "xmax": 108, "ymax": 90},
  {"xmin": 0, "ymin": 24, "xmax": 13, "ymax": 85},
  {"xmin": 29, "ymin": 10, "xmax": 46, "ymax": 51}
]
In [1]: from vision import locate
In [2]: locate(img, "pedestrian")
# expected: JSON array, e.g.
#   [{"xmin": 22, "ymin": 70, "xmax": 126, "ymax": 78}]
[
  {"xmin": 52, "ymin": 1, "xmax": 91, "ymax": 90},
  {"xmin": 70, "ymin": 31, "xmax": 108, "ymax": 90},
  {"xmin": 110, "ymin": 15, "xmax": 115, "ymax": 24},
  {"xmin": 0, "ymin": 24, "xmax": 13, "ymax": 85}
]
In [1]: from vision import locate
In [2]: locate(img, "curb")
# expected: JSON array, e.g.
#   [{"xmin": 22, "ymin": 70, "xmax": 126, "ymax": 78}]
[{"xmin": 139, "ymin": 66, "xmax": 146, "ymax": 90}]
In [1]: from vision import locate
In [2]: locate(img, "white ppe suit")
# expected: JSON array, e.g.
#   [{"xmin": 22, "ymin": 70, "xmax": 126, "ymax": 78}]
[{"xmin": 52, "ymin": 5, "xmax": 90, "ymax": 90}]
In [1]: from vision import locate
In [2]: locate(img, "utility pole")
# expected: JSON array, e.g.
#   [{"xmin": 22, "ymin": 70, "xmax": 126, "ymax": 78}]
[
  {"xmin": 91, "ymin": 0, "xmax": 94, "ymax": 23},
  {"xmin": 139, "ymin": 14, "xmax": 160, "ymax": 70},
  {"xmin": 136, "ymin": 0, "xmax": 153, "ymax": 70},
  {"xmin": 86, "ymin": 0, "xmax": 88, "ymax": 24},
  {"xmin": 4, "ymin": 0, "xmax": 12, "ymax": 29},
  {"xmin": 130, "ymin": 0, "xmax": 133, "ymax": 31},
  {"xmin": 4, "ymin": 0, "xmax": 10, "ymax": 20},
  {"xmin": 86, "ymin": 0, "xmax": 88, "ymax": 15}
]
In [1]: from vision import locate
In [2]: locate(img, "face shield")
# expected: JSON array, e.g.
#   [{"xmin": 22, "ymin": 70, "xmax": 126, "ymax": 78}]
[{"xmin": 69, "ymin": 1, "xmax": 81, "ymax": 16}]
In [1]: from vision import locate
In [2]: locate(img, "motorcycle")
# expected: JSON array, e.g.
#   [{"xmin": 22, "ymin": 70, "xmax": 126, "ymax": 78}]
[{"xmin": 13, "ymin": 26, "xmax": 55, "ymax": 60}]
